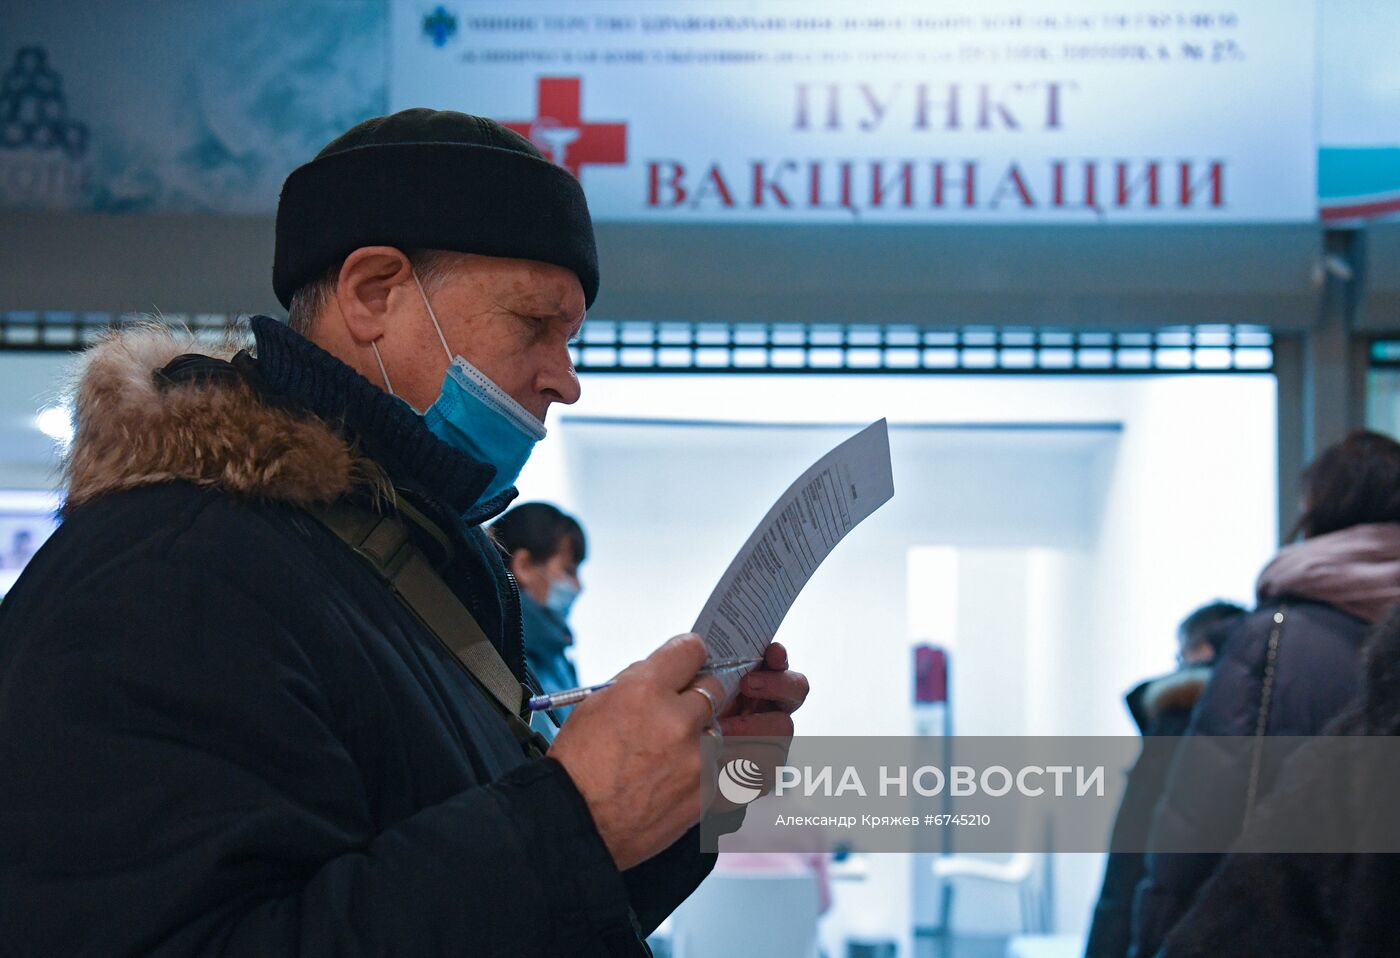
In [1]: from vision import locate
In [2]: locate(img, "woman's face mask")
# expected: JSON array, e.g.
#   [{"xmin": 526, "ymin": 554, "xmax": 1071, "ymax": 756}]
[
  {"xmin": 544, "ymin": 575, "xmax": 581, "ymax": 620},
  {"xmin": 372, "ymin": 272, "xmax": 546, "ymax": 507}
]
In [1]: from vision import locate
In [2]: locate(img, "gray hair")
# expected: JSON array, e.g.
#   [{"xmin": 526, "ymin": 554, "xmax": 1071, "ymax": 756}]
[{"xmin": 286, "ymin": 249, "xmax": 464, "ymax": 337}]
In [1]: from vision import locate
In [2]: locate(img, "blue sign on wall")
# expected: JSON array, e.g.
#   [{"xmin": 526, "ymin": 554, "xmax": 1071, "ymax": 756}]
[{"xmin": 0, "ymin": 0, "xmax": 386, "ymax": 213}]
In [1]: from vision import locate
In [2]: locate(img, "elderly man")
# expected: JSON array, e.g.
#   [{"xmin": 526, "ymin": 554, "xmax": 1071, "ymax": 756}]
[{"xmin": 0, "ymin": 110, "xmax": 807, "ymax": 955}]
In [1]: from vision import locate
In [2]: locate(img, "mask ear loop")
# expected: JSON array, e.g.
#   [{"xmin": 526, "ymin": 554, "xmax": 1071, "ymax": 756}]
[
  {"xmin": 413, "ymin": 270, "xmax": 454, "ymax": 363},
  {"xmin": 370, "ymin": 341, "xmax": 394, "ymax": 396},
  {"xmin": 369, "ymin": 269, "xmax": 448, "ymax": 399}
]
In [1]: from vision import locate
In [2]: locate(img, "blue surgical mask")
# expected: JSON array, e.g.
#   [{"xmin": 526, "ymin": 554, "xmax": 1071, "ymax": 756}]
[
  {"xmin": 545, "ymin": 576, "xmax": 580, "ymax": 620},
  {"xmin": 372, "ymin": 273, "xmax": 546, "ymax": 506}
]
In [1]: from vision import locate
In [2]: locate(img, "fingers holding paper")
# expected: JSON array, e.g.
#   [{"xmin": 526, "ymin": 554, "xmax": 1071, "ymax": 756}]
[{"xmin": 718, "ymin": 641, "xmax": 809, "ymax": 737}]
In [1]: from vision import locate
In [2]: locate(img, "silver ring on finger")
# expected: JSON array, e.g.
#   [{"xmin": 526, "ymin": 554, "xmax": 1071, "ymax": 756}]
[
  {"xmin": 688, "ymin": 684, "xmax": 721, "ymax": 720},
  {"xmin": 703, "ymin": 724, "xmax": 723, "ymax": 741}
]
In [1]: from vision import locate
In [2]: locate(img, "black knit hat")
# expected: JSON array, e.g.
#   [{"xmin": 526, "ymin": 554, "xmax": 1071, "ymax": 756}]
[{"xmin": 273, "ymin": 108, "xmax": 598, "ymax": 309}]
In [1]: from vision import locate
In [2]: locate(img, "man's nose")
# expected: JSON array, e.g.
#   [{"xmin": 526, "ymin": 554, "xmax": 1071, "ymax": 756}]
[{"xmin": 539, "ymin": 345, "xmax": 582, "ymax": 406}]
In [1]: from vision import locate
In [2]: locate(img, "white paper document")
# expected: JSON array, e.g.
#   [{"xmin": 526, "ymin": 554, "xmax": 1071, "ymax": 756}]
[{"xmin": 693, "ymin": 419, "xmax": 895, "ymax": 696}]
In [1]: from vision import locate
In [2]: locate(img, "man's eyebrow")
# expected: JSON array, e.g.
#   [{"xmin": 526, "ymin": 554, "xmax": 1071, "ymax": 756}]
[
  {"xmin": 499, "ymin": 285, "xmax": 584, "ymax": 334},
  {"xmin": 500, "ymin": 294, "xmax": 578, "ymax": 324}
]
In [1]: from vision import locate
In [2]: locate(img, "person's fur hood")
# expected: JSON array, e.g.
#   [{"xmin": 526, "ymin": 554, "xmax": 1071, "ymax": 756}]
[
  {"xmin": 1141, "ymin": 667, "xmax": 1210, "ymax": 719},
  {"xmin": 1126, "ymin": 666, "xmax": 1211, "ymax": 733},
  {"xmin": 60, "ymin": 325, "xmax": 381, "ymax": 514}
]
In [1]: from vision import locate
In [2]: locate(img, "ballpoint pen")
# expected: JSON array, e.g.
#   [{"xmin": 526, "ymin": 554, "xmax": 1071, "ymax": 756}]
[{"xmin": 526, "ymin": 656, "xmax": 763, "ymax": 712}]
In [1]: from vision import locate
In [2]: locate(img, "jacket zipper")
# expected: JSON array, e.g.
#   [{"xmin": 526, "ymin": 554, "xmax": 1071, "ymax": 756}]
[
  {"xmin": 502, "ymin": 567, "xmax": 528, "ymax": 716},
  {"xmin": 1243, "ymin": 604, "xmax": 1286, "ymax": 830}
]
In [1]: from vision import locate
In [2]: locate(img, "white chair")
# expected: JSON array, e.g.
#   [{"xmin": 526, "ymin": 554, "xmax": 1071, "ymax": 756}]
[
  {"xmin": 1005, "ymin": 933, "xmax": 1086, "ymax": 958},
  {"xmin": 671, "ymin": 872, "xmax": 820, "ymax": 958},
  {"xmin": 928, "ymin": 851, "xmax": 1052, "ymax": 948}
]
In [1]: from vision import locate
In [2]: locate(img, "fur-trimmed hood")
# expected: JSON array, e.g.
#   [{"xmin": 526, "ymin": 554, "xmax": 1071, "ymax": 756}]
[
  {"xmin": 1126, "ymin": 666, "xmax": 1211, "ymax": 733},
  {"xmin": 61, "ymin": 326, "xmax": 377, "ymax": 514},
  {"xmin": 1140, "ymin": 667, "xmax": 1210, "ymax": 719}
]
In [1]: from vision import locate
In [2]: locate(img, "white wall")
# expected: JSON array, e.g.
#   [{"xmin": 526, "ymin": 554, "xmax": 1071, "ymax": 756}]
[{"xmin": 549, "ymin": 421, "xmax": 1112, "ymax": 736}]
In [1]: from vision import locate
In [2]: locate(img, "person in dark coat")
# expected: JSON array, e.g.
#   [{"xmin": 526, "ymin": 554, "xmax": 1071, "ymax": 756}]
[
  {"xmin": 1130, "ymin": 430, "xmax": 1400, "ymax": 958},
  {"xmin": 0, "ymin": 110, "xmax": 810, "ymax": 956},
  {"xmin": 1155, "ymin": 603, "xmax": 1400, "ymax": 957},
  {"xmin": 1083, "ymin": 600, "xmax": 1245, "ymax": 958},
  {"xmin": 492, "ymin": 502, "xmax": 587, "ymax": 721}
]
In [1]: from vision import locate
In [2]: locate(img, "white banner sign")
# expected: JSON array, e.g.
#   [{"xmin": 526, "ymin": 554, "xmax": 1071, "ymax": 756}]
[{"xmin": 391, "ymin": 1, "xmax": 1316, "ymax": 223}]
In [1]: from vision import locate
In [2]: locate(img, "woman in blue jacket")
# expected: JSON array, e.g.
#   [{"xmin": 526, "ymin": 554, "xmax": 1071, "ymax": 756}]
[{"xmin": 493, "ymin": 502, "xmax": 587, "ymax": 721}]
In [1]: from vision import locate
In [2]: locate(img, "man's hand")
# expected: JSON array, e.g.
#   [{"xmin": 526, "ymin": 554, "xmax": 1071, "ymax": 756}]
[
  {"xmin": 702, "ymin": 641, "xmax": 810, "ymax": 813},
  {"xmin": 549, "ymin": 634, "xmax": 725, "ymax": 871},
  {"xmin": 718, "ymin": 641, "xmax": 810, "ymax": 738}
]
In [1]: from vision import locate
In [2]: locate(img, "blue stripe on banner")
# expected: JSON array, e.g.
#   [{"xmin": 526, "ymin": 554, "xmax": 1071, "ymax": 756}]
[{"xmin": 1319, "ymin": 147, "xmax": 1400, "ymax": 200}]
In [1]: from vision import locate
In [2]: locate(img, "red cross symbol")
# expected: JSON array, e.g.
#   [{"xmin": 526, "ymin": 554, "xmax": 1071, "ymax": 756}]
[{"xmin": 503, "ymin": 77, "xmax": 627, "ymax": 179}]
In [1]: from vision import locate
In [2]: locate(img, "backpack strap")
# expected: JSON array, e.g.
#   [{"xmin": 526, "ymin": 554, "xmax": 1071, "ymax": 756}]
[
  {"xmin": 306, "ymin": 498, "xmax": 550, "ymax": 758},
  {"xmin": 310, "ymin": 499, "xmax": 646, "ymax": 951}
]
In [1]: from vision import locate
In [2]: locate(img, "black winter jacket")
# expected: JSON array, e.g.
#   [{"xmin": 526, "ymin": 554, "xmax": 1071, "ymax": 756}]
[
  {"xmin": 0, "ymin": 318, "xmax": 713, "ymax": 956},
  {"xmin": 1157, "ymin": 605, "xmax": 1400, "ymax": 957},
  {"xmin": 1129, "ymin": 599, "xmax": 1368, "ymax": 957},
  {"xmin": 1084, "ymin": 667, "xmax": 1208, "ymax": 958}
]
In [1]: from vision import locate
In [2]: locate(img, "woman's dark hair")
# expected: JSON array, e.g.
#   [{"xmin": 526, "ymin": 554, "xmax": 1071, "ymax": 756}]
[
  {"xmin": 490, "ymin": 502, "xmax": 586, "ymax": 565},
  {"xmin": 1295, "ymin": 430, "xmax": 1400, "ymax": 539}
]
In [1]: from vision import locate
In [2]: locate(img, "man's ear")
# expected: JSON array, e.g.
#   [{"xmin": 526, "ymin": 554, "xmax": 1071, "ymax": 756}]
[
  {"xmin": 509, "ymin": 549, "xmax": 534, "ymax": 581},
  {"xmin": 334, "ymin": 246, "xmax": 414, "ymax": 347}
]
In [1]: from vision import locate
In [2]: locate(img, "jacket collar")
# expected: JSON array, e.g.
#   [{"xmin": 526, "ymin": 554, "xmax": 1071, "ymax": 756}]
[
  {"xmin": 250, "ymin": 316, "xmax": 515, "ymax": 520},
  {"xmin": 62, "ymin": 317, "xmax": 517, "ymax": 522}
]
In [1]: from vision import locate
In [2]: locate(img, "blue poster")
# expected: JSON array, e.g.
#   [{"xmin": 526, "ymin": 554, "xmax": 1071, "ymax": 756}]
[{"xmin": 0, "ymin": 0, "xmax": 386, "ymax": 213}]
